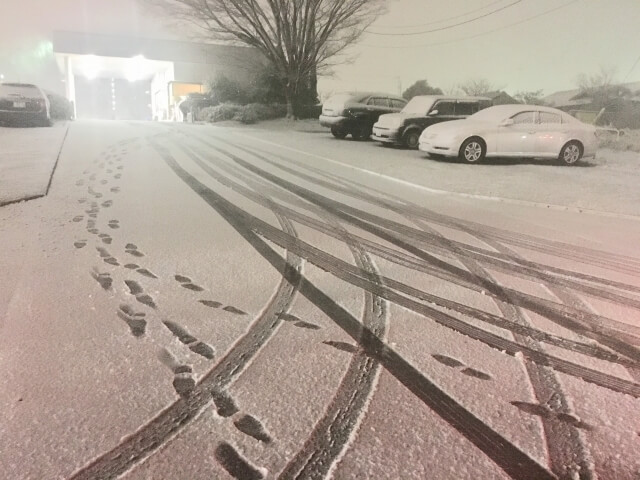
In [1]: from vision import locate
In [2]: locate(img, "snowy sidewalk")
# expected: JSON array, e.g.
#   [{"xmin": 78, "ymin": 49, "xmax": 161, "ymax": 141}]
[{"xmin": 0, "ymin": 122, "xmax": 69, "ymax": 206}]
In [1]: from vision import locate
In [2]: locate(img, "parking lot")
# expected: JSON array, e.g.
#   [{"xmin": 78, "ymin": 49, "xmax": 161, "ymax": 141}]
[{"xmin": 233, "ymin": 120, "xmax": 640, "ymax": 218}]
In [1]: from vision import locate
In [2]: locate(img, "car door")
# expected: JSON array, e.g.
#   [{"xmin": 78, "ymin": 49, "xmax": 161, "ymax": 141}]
[
  {"xmin": 535, "ymin": 111, "xmax": 564, "ymax": 156},
  {"xmin": 498, "ymin": 111, "xmax": 538, "ymax": 156}
]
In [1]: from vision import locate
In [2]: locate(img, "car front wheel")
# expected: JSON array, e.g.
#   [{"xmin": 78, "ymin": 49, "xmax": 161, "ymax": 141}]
[
  {"xmin": 403, "ymin": 130, "xmax": 420, "ymax": 149},
  {"xmin": 352, "ymin": 124, "xmax": 372, "ymax": 141},
  {"xmin": 331, "ymin": 126, "xmax": 348, "ymax": 139},
  {"xmin": 459, "ymin": 137, "xmax": 486, "ymax": 163},
  {"xmin": 558, "ymin": 141, "xmax": 583, "ymax": 165}
]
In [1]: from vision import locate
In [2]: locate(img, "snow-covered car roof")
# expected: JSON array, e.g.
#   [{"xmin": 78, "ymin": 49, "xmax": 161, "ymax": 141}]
[{"xmin": 470, "ymin": 104, "xmax": 578, "ymax": 122}]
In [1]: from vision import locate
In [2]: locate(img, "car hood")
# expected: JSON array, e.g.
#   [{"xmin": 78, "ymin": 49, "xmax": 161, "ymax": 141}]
[{"xmin": 375, "ymin": 112, "xmax": 413, "ymax": 127}]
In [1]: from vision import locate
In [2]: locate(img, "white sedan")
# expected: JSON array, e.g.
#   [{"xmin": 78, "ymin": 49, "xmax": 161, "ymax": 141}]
[{"xmin": 418, "ymin": 104, "xmax": 597, "ymax": 165}]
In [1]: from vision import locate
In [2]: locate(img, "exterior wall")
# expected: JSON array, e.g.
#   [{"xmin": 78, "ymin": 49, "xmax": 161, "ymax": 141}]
[{"xmin": 150, "ymin": 64, "xmax": 174, "ymax": 120}]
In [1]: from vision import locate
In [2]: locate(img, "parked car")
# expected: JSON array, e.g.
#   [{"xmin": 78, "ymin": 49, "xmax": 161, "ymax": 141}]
[
  {"xmin": 418, "ymin": 104, "xmax": 597, "ymax": 165},
  {"xmin": 319, "ymin": 92, "xmax": 407, "ymax": 140},
  {"xmin": 0, "ymin": 83, "xmax": 51, "ymax": 127},
  {"xmin": 372, "ymin": 95, "xmax": 491, "ymax": 149}
]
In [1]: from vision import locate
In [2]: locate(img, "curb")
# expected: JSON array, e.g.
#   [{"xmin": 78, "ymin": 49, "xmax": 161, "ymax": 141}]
[
  {"xmin": 239, "ymin": 132, "xmax": 640, "ymax": 223},
  {"xmin": 0, "ymin": 123, "xmax": 70, "ymax": 208}
]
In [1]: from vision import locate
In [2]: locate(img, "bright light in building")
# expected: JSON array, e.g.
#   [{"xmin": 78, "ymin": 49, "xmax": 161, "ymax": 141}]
[
  {"xmin": 125, "ymin": 55, "xmax": 146, "ymax": 82},
  {"xmin": 0, "ymin": 74, "xmax": 4, "ymax": 80},
  {"xmin": 81, "ymin": 55, "xmax": 101, "ymax": 80}
]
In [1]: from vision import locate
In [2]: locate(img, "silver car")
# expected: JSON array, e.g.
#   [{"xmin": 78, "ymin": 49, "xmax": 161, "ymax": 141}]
[
  {"xmin": 0, "ymin": 82, "xmax": 51, "ymax": 127},
  {"xmin": 419, "ymin": 104, "xmax": 598, "ymax": 165}
]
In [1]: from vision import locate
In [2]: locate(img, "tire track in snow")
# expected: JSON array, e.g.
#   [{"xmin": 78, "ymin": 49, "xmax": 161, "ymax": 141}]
[
  {"xmin": 231, "ymin": 138, "xmax": 640, "ymax": 278},
  {"xmin": 412, "ymin": 217, "xmax": 596, "ymax": 480},
  {"xmin": 176, "ymin": 139, "xmax": 389, "ymax": 479},
  {"xmin": 199, "ymin": 142, "xmax": 640, "ymax": 365},
  {"xmin": 173, "ymin": 143, "xmax": 640, "ymax": 396},
  {"xmin": 149, "ymin": 139, "xmax": 557, "ymax": 480}
]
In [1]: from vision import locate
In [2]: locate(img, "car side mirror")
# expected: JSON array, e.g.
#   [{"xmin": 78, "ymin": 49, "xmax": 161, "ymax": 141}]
[
  {"xmin": 500, "ymin": 118, "xmax": 514, "ymax": 126},
  {"xmin": 428, "ymin": 110, "xmax": 439, "ymax": 116}
]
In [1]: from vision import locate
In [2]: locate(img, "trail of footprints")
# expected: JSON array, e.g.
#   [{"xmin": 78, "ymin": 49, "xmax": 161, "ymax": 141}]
[
  {"xmin": 174, "ymin": 274, "xmax": 248, "ymax": 315},
  {"xmin": 211, "ymin": 389, "xmax": 272, "ymax": 480}
]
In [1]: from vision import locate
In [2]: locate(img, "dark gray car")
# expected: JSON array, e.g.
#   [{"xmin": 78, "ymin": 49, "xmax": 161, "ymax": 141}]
[
  {"xmin": 319, "ymin": 92, "xmax": 407, "ymax": 140},
  {"xmin": 0, "ymin": 83, "xmax": 51, "ymax": 127}
]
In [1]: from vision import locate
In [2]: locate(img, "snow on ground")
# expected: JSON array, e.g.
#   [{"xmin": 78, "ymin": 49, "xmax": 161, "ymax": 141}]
[
  {"xmin": 1, "ymin": 120, "xmax": 640, "ymax": 479},
  {"xmin": 0, "ymin": 122, "xmax": 69, "ymax": 206},
  {"xmin": 212, "ymin": 120, "xmax": 640, "ymax": 217}
]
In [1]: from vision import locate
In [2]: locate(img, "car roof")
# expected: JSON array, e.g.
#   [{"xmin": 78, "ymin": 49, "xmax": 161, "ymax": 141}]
[
  {"xmin": 409, "ymin": 95, "xmax": 491, "ymax": 101},
  {"xmin": 481, "ymin": 104, "xmax": 566, "ymax": 115},
  {"xmin": 1, "ymin": 82, "xmax": 39, "ymax": 88},
  {"xmin": 341, "ymin": 92, "xmax": 406, "ymax": 102}
]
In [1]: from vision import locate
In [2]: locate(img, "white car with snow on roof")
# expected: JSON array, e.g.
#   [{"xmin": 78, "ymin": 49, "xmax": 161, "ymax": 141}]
[{"xmin": 418, "ymin": 104, "xmax": 597, "ymax": 165}]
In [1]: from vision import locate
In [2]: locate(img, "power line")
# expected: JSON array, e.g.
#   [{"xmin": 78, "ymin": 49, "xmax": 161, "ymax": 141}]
[
  {"xmin": 623, "ymin": 54, "xmax": 640, "ymax": 82},
  {"xmin": 372, "ymin": 0, "xmax": 508, "ymax": 29},
  {"xmin": 361, "ymin": 0, "xmax": 581, "ymax": 49},
  {"xmin": 365, "ymin": 0, "xmax": 524, "ymax": 36}
]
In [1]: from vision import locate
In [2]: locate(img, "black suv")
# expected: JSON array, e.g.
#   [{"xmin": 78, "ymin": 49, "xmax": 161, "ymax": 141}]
[
  {"xmin": 319, "ymin": 92, "xmax": 407, "ymax": 140},
  {"xmin": 371, "ymin": 95, "xmax": 491, "ymax": 149}
]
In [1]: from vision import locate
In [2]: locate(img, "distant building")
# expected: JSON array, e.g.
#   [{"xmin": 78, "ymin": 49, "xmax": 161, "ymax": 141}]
[
  {"xmin": 52, "ymin": 31, "xmax": 264, "ymax": 120},
  {"xmin": 483, "ymin": 91, "xmax": 518, "ymax": 105},
  {"xmin": 543, "ymin": 81, "xmax": 640, "ymax": 111}
]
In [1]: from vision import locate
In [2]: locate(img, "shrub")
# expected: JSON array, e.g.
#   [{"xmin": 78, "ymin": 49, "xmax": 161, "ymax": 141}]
[
  {"xmin": 597, "ymin": 129, "xmax": 640, "ymax": 152},
  {"xmin": 45, "ymin": 91, "xmax": 73, "ymax": 120},
  {"xmin": 198, "ymin": 103, "xmax": 287, "ymax": 124},
  {"xmin": 209, "ymin": 75, "xmax": 250, "ymax": 104},
  {"xmin": 197, "ymin": 103, "xmax": 243, "ymax": 122},
  {"xmin": 295, "ymin": 104, "xmax": 322, "ymax": 119}
]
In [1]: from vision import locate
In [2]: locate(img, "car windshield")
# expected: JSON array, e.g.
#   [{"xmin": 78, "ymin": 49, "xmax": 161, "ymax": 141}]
[{"xmin": 401, "ymin": 96, "xmax": 436, "ymax": 114}]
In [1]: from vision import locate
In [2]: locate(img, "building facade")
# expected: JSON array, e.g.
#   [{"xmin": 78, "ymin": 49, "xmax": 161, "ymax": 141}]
[{"xmin": 52, "ymin": 31, "xmax": 263, "ymax": 120}]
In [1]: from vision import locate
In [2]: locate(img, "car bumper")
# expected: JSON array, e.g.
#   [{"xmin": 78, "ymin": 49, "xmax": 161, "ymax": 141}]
[
  {"xmin": 319, "ymin": 115, "xmax": 349, "ymax": 128},
  {"xmin": 0, "ymin": 109, "xmax": 48, "ymax": 125},
  {"xmin": 418, "ymin": 140, "xmax": 457, "ymax": 156},
  {"xmin": 371, "ymin": 126, "xmax": 401, "ymax": 144}
]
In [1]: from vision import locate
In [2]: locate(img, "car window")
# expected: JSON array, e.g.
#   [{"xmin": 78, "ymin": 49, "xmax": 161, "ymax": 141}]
[
  {"xmin": 432, "ymin": 101, "xmax": 454, "ymax": 115},
  {"xmin": 455, "ymin": 102, "xmax": 477, "ymax": 116},
  {"xmin": 511, "ymin": 111, "xmax": 536, "ymax": 124},
  {"xmin": 368, "ymin": 97, "xmax": 389, "ymax": 107},
  {"xmin": 390, "ymin": 99, "xmax": 406, "ymax": 109},
  {"xmin": 539, "ymin": 112, "xmax": 562, "ymax": 124}
]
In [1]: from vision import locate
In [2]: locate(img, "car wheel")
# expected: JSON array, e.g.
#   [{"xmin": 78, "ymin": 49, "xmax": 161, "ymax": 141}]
[
  {"xmin": 403, "ymin": 130, "xmax": 420, "ymax": 149},
  {"xmin": 459, "ymin": 137, "xmax": 486, "ymax": 163},
  {"xmin": 558, "ymin": 141, "xmax": 583, "ymax": 165},
  {"xmin": 331, "ymin": 126, "xmax": 348, "ymax": 139},
  {"xmin": 351, "ymin": 124, "xmax": 372, "ymax": 141}
]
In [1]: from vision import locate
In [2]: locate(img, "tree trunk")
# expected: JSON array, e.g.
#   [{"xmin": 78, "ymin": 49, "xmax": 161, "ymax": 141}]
[{"xmin": 285, "ymin": 82, "xmax": 297, "ymax": 120}]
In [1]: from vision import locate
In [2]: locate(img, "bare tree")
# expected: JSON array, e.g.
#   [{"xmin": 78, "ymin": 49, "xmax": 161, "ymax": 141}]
[
  {"xmin": 143, "ymin": 0, "xmax": 386, "ymax": 118},
  {"xmin": 459, "ymin": 78, "xmax": 498, "ymax": 96},
  {"xmin": 576, "ymin": 66, "xmax": 618, "ymax": 96},
  {"xmin": 513, "ymin": 89, "xmax": 545, "ymax": 105}
]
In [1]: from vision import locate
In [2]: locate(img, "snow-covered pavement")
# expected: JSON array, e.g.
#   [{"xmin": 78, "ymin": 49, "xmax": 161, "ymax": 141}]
[
  {"xmin": 1, "ymin": 120, "xmax": 639, "ymax": 480},
  {"xmin": 0, "ymin": 122, "xmax": 69, "ymax": 206}
]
